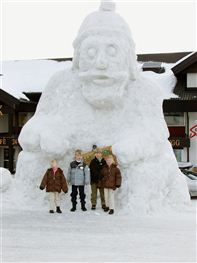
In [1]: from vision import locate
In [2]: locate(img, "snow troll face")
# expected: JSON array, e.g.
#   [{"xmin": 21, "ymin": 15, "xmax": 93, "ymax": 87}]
[
  {"xmin": 77, "ymin": 36, "xmax": 131, "ymax": 109},
  {"xmin": 16, "ymin": 1, "xmax": 190, "ymax": 213}
]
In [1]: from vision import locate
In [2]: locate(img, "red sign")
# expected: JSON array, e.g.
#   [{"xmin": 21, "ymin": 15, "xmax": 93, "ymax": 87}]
[{"xmin": 190, "ymin": 124, "xmax": 197, "ymax": 138}]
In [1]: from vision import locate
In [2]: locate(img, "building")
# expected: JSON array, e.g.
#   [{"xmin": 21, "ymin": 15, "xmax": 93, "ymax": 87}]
[
  {"xmin": 0, "ymin": 52, "xmax": 196, "ymax": 173},
  {"xmin": 0, "ymin": 89, "xmax": 36, "ymax": 172},
  {"xmin": 166, "ymin": 52, "xmax": 197, "ymax": 164}
]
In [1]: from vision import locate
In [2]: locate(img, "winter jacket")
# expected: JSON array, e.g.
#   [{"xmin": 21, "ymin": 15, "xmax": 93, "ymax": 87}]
[
  {"xmin": 99, "ymin": 164, "xmax": 122, "ymax": 190},
  {"xmin": 89, "ymin": 157, "xmax": 106, "ymax": 184},
  {"xmin": 40, "ymin": 168, "xmax": 68, "ymax": 193},
  {"xmin": 67, "ymin": 160, "xmax": 90, "ymax": 186}
]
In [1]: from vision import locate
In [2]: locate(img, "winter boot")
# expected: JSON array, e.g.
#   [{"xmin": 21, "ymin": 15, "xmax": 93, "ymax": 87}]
[
  {"xmin": 104, "ymin": 207, "xmax": 109, "ymax": 212},
  {"xmin": 49, "ymin": 210, "xmax": 54, "ymax": 213},
  {"xmin": 56, "ymin": 207, "xmax": 62, "ymax": 213},
  {"xmin": 81, "ymin": 204, "xmax": 87, "ymax": 211},
  {"xmin": 91, "ymin": 205, "xmax": 96, "ymax": 210},
  {"xmin": 70, "ymin": 204, "xmax": 76, "ymax": 212},
  {"xmin": 102, "ymin": 204, "xmax": 106, "ymax": 210},
  {"xmin": 109, "ymin": 209, "xmax": 114, "ymax": 215}
]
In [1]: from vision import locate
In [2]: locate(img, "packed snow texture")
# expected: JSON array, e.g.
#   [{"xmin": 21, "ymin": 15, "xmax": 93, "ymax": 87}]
[
  {"xmin": 0, "ymin": 168, "xmax": 12, "ymax": 192},
  {"xmin": 14, "ymin": 1, "xmax": 190, "ymax": 214},
  {"xmin": 2, "ymin": 203, "xmax": 196, "ymax": 262}
]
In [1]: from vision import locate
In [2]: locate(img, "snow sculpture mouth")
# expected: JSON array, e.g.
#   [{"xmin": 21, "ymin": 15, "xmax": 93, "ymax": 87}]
[
  {"xmin": 79, "ymin": 70, "xmax": 130, "ymax": 109},
  {"xmin": 79, "ymin": 71, "xmax": 128, "ymax": 87},
  {"xmin": 92, "ymin": 75, "xmax": 114, "ymax": 86}
]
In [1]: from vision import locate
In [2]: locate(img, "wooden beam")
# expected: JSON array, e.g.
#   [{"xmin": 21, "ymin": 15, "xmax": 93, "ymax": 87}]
[{"xmin": 163, "ymin": 100, "xmax": 197, "ymax": 112}]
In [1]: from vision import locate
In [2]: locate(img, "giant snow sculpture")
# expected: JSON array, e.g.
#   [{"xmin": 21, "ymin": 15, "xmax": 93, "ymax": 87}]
[{"xmin": 16, "ymin": 1, "xmax": 190, "ymax": 213}]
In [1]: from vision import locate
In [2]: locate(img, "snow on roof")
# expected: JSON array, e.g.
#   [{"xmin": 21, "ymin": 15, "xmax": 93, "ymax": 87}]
[
  {"xmin": 172, "ymin": 51, "xmax": 196, "ymax": 68},
  {"xmin": 141, "ymin": 62, "xmax": 177, "ymax": 99},
  {"xmin": 1, "ymin": 59, "xmax": 72, "ymax": 100}
]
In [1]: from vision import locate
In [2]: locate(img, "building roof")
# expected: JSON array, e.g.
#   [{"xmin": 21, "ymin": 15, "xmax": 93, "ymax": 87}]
[
  {"xmin": 171, "ymin": 52, "xmax": 197, "ymax": 75},
  {"xmin": 137, "ymin": 52, "xmax": 192, "ymax": 63},
  {"xmin": 0, "ymin": 89, "xmax": 20, "ymax": 109}
]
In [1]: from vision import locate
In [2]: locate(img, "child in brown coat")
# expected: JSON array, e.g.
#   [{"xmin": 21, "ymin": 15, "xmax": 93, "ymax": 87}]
[
  {"xmin": 100, "ymin": 155, "xmax": 122, "ymax": 214},
  {"xmin": 40, "ymin": 159, "xmax": 68, "ymax": 213}
]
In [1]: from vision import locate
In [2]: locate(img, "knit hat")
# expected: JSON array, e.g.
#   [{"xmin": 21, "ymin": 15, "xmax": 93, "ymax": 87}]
[
  {"xmin": 72, "ymin": 0, "xmax": 138, "ymax": 80},
  {"xmin": 73, "ymin": 0, "xmax": 135, "ymax": 50}
]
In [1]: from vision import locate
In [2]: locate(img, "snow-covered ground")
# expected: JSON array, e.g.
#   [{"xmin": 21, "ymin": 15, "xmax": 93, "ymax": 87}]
[{"xmin": 2, "ymin": 199, "xmax": 196, "ymax": 262}]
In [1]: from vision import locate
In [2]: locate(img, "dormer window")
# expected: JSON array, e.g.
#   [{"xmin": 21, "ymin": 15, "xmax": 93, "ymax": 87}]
[{"xmin": 187, "ymin": 73, "xmax": 197, "ymax": 88}]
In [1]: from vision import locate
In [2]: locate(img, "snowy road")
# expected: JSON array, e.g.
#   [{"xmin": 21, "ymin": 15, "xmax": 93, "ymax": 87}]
[{"xmin": 2, "ymin": 201, "xmax": 196, "ymax": 262}]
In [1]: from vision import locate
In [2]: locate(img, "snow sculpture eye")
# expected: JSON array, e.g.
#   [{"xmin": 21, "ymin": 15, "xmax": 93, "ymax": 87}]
[
  {"xmin": 107, "ymin": 45, "xmax": 117, "ymax": 57},
  {"xmin": 87, "ymin": 48, "xmax": 97, "ymax": 58}
]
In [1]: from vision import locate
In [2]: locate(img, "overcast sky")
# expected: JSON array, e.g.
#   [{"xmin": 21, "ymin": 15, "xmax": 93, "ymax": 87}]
[{"xmin": 1, "ymin": 0, "xmax": 196, "ymax": 61}]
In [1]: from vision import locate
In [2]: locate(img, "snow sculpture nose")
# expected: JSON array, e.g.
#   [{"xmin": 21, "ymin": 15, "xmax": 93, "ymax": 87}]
[{"xmin": 95, "ymin": 51, "xmax": 108, "ymax": 70}]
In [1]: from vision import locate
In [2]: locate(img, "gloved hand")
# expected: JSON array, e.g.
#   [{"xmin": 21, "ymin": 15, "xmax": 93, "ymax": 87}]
[
  {"xmin": 112, "ymin": 187, "xmax": 116, "ymax": 191},
  {"xmin": 64, "ymin": 190, "xmax": 68, "ymax": 194},
  {"xmin": 39, "ymin": 186, "xmax": 44, "ymax": 190},
  {"xmin": 116, "ymin": 185, "xmax": 120, "ymax": 188}
]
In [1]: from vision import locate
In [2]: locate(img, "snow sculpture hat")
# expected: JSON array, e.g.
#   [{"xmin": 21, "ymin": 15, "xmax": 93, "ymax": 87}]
[{"xmin": 72, "ymin": 0, "xmax": 138, "ymax": 80}]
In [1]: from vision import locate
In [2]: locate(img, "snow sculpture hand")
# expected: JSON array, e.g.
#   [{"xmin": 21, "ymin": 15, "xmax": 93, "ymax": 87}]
[
  {"xmin": 18, "ymin": 116, "xmax": 41, "ymax": 152},
  {"xmin": 40, "ymin": 129, "xmax": 69, "ymax": 157},
  {"xmin": 112, "ymin": 134, "xmax": 162, "ymax": 167},
  {"xmin": 112, "ymin": 140, "xmax": 137, "ymax": 167}
]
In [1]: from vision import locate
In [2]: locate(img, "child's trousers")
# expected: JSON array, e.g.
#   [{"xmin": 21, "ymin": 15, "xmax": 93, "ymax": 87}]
[
  {"xmin": 71, "ymin": 185, "xmax": 86, "ymax": 206},
  {"xmin": 104, "ymin": 188, "xmax": 115, "ymax": 210},
  {"xmin": 91, "ymin": 183, "xmax": 105, "ymax": 206},
  {"xmin": 49, "ymin": 192, "xmax": 60, "ymax": 211}
]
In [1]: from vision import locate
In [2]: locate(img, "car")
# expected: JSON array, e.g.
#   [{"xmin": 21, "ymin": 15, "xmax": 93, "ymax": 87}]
[
  {"xmin": 178, "ymin": 162, "xmax": 197, "ymax": 197},
  {"xmin": 178, "ymin": 162, "xmax": 193, "ymax": 170}
]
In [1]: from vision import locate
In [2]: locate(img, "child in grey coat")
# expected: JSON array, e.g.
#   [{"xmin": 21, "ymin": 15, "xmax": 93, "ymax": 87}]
[{"xmin": 67, "ymin": 149, "xmax": 90, "ymax": 211}]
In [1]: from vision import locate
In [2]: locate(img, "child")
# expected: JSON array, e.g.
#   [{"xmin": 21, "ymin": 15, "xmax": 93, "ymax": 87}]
[
  {"xmin": 40, "ymin": 159, "xmax": 68, "ymax": 213},
  {"xmin": 100, "ymin": 155, "xmax": 122, "ymax": 215},
  {"xmin": 89, "ymin": 148, "xmax": 106, "ymax": 210},
  {"xmin": 67, "ymin": 149, "xmax": 90, "ymax": 212}
]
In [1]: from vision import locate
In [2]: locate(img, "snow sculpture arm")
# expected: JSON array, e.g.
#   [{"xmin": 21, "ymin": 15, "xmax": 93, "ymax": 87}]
[
  {"xmin": 19, "ymin": 69, "xmax": 71, "ymax": 156},
  {"xmin": 36, "ymin": 70, "xmax": 67, "ymax": 115},
  {"xmin": 112, "ymin": 78, "xmax": 171, "ymax": 167}
]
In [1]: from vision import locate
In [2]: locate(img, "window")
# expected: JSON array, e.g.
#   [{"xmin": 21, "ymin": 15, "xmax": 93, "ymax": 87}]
[
  {"xmin": 164, "ymin": 112, "xmax": 185, "ymax": 126},
  {"xmin": 187, "ymin": 73, "xmax": 197, "ymax": 88},
  {"xmin": 0, "ymin": 114, "xmax": 8, "ymax": 133}
]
